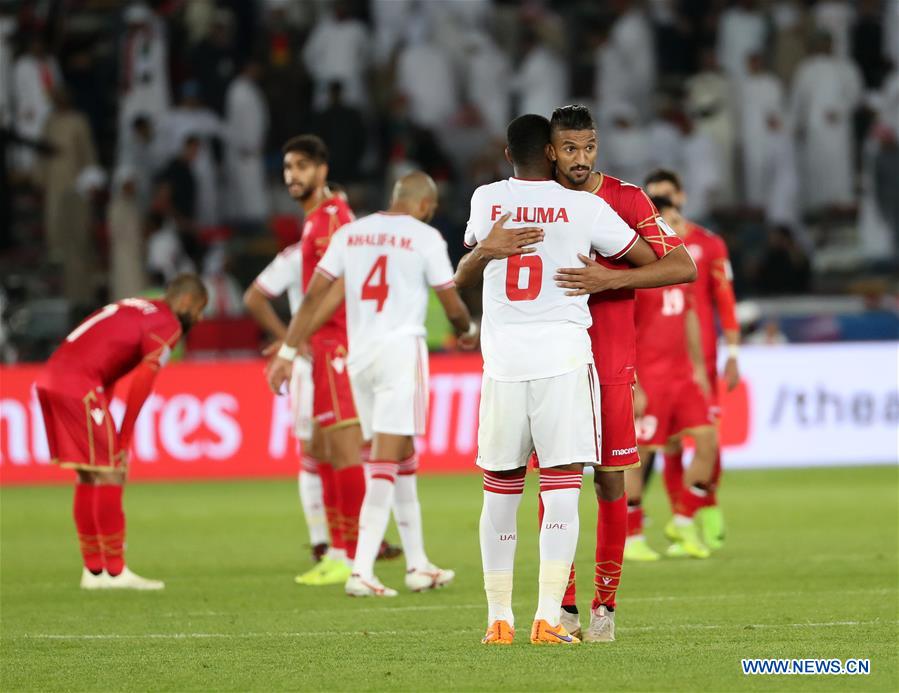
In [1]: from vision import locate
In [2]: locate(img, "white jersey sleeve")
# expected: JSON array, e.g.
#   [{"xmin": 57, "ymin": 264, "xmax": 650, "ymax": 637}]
[
  {"xmin": 316, "ymin": 228, "xmax": 347, "ymax": 280},
  {"xmin": 254, "ymin": 244, "xmax": 302, "ymax": 297},
  {"xmin": 464, "ymin": 186, "xmax": 489, "ymax": 248},
  {"xmin": 424, "ymin": 238, "xmax": 456, "ymax": 290},
  {"xmin": 588, "ymin": 197, "xmax": 640, "ymax": 259}
]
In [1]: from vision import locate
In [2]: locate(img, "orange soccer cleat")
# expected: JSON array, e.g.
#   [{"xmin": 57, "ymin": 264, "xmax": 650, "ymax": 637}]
[
  {"xmin": 530, "ymin": 619, "xmax": 580, "ymax": 645},
  {"xmin": 481, "ymin": 620, "xmax": 515, "ymax": 645}
]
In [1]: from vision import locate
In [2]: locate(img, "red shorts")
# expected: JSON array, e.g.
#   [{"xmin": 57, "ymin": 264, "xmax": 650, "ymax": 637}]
[
  {"xmin": 597, "ymin": 382, "xmax": 640, "ymax": 470},
  {"xmin": 311, "ymin": 337, "xmax": 358, "ymax": 430},
  {"xmin": 36, "ymin": 386, "xmax": 125, "ymax": 472},
  {"xmin": 636, "ymin": 378, "xmax": 714, "ymax": 448}
]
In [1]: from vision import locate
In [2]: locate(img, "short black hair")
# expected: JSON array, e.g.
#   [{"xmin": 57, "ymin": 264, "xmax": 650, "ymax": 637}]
[
  {"xmin": 282, "ymin": 134, "xmax": 329, "ymax": 163},
  {"xmin": 550, "ymin": 104, "xmax": 596, "ymax": 133},
  {"xmin": 650, "ymin": 195, "xmax": 676, "ymax": 214},
  {"xmin": 506, "ymin": 114, "xmax": 551, "ymax": 167},
  {"xmin": 644, "ymin": 168, "xmax": 682, "ymax": 190}
]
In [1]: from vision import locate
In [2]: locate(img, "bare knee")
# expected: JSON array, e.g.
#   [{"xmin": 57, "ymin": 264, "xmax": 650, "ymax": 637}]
[{"xmin": 594, "ymin": 470, "xmax": 624, "ymax": 502}]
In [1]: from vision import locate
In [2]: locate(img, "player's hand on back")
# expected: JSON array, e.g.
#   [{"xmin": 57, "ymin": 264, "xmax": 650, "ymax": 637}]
[
  {"xmin": 478, "ymin": 212, "xmax": 544, "ymax": 260},
  {"xmin": 555, "ymin": 254, "xmax": 623, "ymax": 296}
]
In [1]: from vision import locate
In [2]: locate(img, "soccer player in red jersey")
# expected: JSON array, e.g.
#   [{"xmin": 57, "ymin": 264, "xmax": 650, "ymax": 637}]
[
  {"xmin": 36, "ymin": 275, "xmax": 208, "ymax": 590},
  {"xmin": 456, "ymin": 105, "xmax": 696, "ymax": 642},
  {"xmin": 628, "ymin": 197, "xmax": 719, "ymax": 562},
  {"xmin": 267, "ymin": 135, "xmax": 367, "ymax": 586},
  {"xmin": 644, "ymin": 169, "xmax": 741, "ymax": 550}
]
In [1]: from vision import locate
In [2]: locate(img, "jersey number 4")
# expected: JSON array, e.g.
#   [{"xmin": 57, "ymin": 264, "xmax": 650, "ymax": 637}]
[
  {"xmin": 505, "ymin": 254, "xmax": 543, "ymax": 301},
  {"xmin": 362, "ymin": 255, "xmax": 389, "ymax": 312}
]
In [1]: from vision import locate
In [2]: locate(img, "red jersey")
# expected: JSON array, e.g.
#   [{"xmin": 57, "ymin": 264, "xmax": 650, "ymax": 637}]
[
  {"xmin": 634, "ymin": 284, "xmax": 695, "ymax": 385},
  {"xmin": 39, "ymin": 298, "xmax": 182, "ymax": 398},
  {"xmin": 587, "ymin": 174, "xmax": 684, "ymax": 385},
  {"xmin": 683, "ymin": 222, "xmax": 738, "ymax": 368},
  {"xmin": 300, "ymin": 195, "xmax": 355, "ymax": 342}
]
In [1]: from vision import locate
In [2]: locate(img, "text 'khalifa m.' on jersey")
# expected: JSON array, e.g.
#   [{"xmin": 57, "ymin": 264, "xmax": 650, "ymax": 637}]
[{"xmin": 464, "ymin": 177, "xmax": 640, "ymax": 384}]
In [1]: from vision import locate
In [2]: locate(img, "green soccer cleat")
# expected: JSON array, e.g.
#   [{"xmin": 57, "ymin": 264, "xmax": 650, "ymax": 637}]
[
  {"xmin": 295, "ymin": 556, "xmax": 352, "ymax": 586},
  {"xmin": 665, "ymin": 521, "xmax": 710, "ymax": 559},
  {"xmin": 695, "ymin": 506, "xmax": 725, "ymax": 551},
  {"xmin": 664, "ymin": 518, "xmax": 681, "ymax": 543},
  {"xmin": 623, "ymin": 536, "xmax": 661, "ymax": 562}
]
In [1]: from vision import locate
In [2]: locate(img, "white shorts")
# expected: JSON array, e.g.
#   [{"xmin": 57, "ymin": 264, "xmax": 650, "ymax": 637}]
[
  {"xmin": 476, "ymin": 363, "xmax": 601, "ymax": 471},
  {"xmin": 289, "ymin": 357, "xmax": 314, "ymax": 440},
  {"xmin": 350, "ymin": 335, "xmax": 429, "ymax": 440}
]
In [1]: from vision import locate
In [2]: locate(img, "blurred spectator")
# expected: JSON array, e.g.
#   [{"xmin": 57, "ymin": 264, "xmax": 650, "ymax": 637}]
[
  {"xmin": 59, "ymin": 166, "xmax": 105, "ymax": 308},
  {"xmin": 764, "ymin": 118, "xmax": 801, "ymax": 231},
  {"xmin": 790, "ymin": 32, "xmax": 863, "ymax": 213},
  {"xmin": 463, "ymin": 30, "xmax": 511, "ymax": 139},
  {"xmin": 310, "ymin": 81, "xmax": 365, "ymax": 185},
  {"xmin": 12, "ymin": 35, "xmax": 61, "ymax": 174},
  {"xmin": 852, "ymin": 0, "xmax": 890, "ymax": 89},
  {"xmin": 146, "ymin": 212, "xmax": 196, "ymax": 283},
  {"xmin": 107, "ymin": 166, "xmax": 146, "ymax": 300},
  {"xmin": 0, "ymin": 9, "xmax": 14, "ymax": 126},
  {"xmin": 395, "ymin": 31, "xmax": 458, "ymax": 129},
  {"xmin": 225, "ymin": 60, "xmax": 269, "ymax": 229},
  {"xmin": 679, "ymin": 115, "xmax": 722, "ymax": 222},
  {"xmin": 647, "ymin": 102, "xmax": 683, "ymax": 172},
  {"xmin": 770, "ymin": 0, "xmax": 811, "ymax": 85},
  {"xmin": 598, "ymin": 103, "xmax": 651, "ymax": 186},
  {"xmin": 738, "ymin": 53, "xmax": 786, "ymax": 211},
  {"xmin": 189, "ymin": 9, "xmax": 237, "ymax": 115},
  {"xmin": 303, "ymin": 3, "xmax": 370, "ymax": 109},
  {"xmin": 118, "ymin": 3, "xmax": 170, "ymax": 159},
  {"xmin": 380, "ymin": 94, "xmax": 454, "ymax": 185},
  {"xmin": 201, "ymin": 245, "xmax": 244, "ymax": 318},
  {"xmin": 686, "ymin": 47, "xmax": 737, "ymax": 206},
  {"xmin": 371, "ymin": 0, "xmax": 413, "ymax": 66},
  {"xmin": 512, "ymin": 31, "xmax": 567, "ymax": 119},
  {"xmin": 157, "ymin": 134, "xmax": 199, "ymax": 235},
  {"xmin": 812, "ymin": 0, "xmax": 854, "ymax": 58},
  {"xmin": 716, "ymin": 0, "xmax": 767, "ymax": 80},
  {"xmin": 117, "ymin": 114, "xmax": 164, "ymax": 213},
  {"xmin": 755, "ymin": 226, "xmax": 811, "ymax": 295},
  {"xmin": 650, "ymin": 0, "xmax": 696, "ymax": 78},
  {"xmin": 160, "ymin": 82, "xmax": 224, "ymax": 226},
  {"xmin": 604, "ymin": 0, "xmax": 656, "ymax": 123},
  {"xmin": 873, "ymin": 68, "xmax": 899, "ymax": 247},
  {"xmin": 40, "ymin": 88, "xmax": 97, "ymax": 263}
]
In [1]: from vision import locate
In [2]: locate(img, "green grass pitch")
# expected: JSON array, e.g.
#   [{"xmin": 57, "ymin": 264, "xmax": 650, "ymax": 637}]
[{"xmin": 2, "ymin": 466, "xmax": 897, "ymax": 692}]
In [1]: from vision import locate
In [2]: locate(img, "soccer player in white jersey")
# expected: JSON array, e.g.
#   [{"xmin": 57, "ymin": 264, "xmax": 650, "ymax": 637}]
[
  {"xmin": 269, "ymin": 171, "xmax": 475, "ymax": 597},
  {"xmin": 467, "ymin": 114, "xmax": 679, "ymax": 646}
]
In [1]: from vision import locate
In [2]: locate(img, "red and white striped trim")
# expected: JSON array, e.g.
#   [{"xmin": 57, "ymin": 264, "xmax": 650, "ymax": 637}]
[
  {"xmin": 431, "ymin": 279, "xmax": 456, "ymax": 291},
  {"xmin": 314, "ymin": 266, "xmax": 338, "ymax": 281},
  {"xmin": 367, "ymin": 461, "xmax": 399, "ymax": 483},
  {"xmin": 252, "ymin": 279, "xmax": 277, "ymax": 298},
  {"xmin": 539, "ymin": 469, "xmax": 583, "ymax": 492},
  {"xmin": 398, "ymin": 454, "xmax": 419, "ymax": 476},
  {"xmin": 608, "ymin": 232, "xmax": 640, "ymax": 261},
  {"xmin": 483, "ymin": 471, "xmax": 526, "ymax": 495},
  {"xmin": 300, "ymin": 455, "xmax": 321, "ymax": 474}
]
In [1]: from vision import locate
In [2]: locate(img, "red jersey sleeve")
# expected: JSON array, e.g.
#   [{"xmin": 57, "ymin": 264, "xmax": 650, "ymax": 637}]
[
  {"xmin": 707, "ymin": 235, "xmax": 739, "ymax": 333},
  {"xmin": 623, "ymin": 187, "xmax": 684, "ymax": 259},
  {"xmin": 140, "ymin": 311, "xmax": 181, "ymax": 371}
]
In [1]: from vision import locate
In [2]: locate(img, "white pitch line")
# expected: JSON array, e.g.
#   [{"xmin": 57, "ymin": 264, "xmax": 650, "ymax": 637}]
[{"xmin": 17, "ymin": 619, "xmax": 898, "ymax": 642}]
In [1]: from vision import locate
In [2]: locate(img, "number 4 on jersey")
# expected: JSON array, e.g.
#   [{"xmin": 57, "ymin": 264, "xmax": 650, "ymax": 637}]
[{"xmin": 362, "ymin": 255, "xmax": 389, "ymax": 312}]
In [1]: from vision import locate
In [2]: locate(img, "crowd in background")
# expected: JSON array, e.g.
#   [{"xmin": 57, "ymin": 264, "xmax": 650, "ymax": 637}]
[{"xmin": 1, "ymin": 0, "xmax": 897, "ymax": 361}]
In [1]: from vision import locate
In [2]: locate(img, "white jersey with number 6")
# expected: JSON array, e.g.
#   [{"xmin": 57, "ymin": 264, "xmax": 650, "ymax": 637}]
[
  {"xmin": 464, "ymin": 178, "xmax": 639, "ymax": 382},
  {"xmin": 316, "ymin": 212, "xmax": 455, "ymax": 375}
]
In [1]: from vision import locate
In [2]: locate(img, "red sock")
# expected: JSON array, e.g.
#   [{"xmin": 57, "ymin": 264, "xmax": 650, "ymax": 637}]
[
  {"xmin": 626, "ymin": 502, "xmax": 643, "ymax": 537},
  {"xmin": 594, "ymin": 495, "xmax": 626, "ymax": 610},
  {"xmin": 73, "ymin": 484, "xmax": 103, "ymax": 573},
  {"xmin": 675, "ymin": 485, "xmax": 707, "ymax": 519},
  {"xmin": 538, "ymin": 493, "xmax": 577, "ymax": 606},
  {"xmin": 318, "ymin": 464, "xmax": 344, "ymax": 552},
  {"xmin": 94, "ymin": 485, "xmax": 125, "ymax": 576},
  {"xmin": 335, "ymin": 465, "xmax": 366, "ymax": 560},
  {"xmin": 662, "ymin": 450, "xmax": 684, "ymax": 513}
]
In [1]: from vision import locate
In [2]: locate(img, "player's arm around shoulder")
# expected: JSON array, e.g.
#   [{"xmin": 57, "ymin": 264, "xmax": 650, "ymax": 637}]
[{"xmin": 454, "ymin": 212, "xmax": 545, "ymax": 288}]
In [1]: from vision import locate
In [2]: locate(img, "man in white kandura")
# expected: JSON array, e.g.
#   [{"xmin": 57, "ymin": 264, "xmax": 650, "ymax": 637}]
[
  {"xmin": 465, "ymin": 114, "xmax": 670, "ymax": 646},
  {"xmin": 268, "ymin": 171, "xmax": 474, "ymax": 597}
]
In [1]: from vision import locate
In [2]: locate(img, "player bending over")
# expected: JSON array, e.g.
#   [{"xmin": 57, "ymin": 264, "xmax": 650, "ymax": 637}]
[
  {"xmin": 456, "ymin": 105, "xmax": 696, "ymax": 642},
  {"xmin": 37, "ymin": 275, "xmax": 207, "ymax": 589},
  {"xmin": 644, "ymin": 169, "xmax": 740, "ymax": 550},
  {"xmin": 627, "ymin": 196, "xmax": 718, "ymax": 561},
  {"xmin": 269, "ymin": 172, "xmax": 473, "ymax": 596}
]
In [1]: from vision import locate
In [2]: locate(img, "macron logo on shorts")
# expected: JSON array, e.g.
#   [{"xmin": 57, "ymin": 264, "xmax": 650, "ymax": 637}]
[
  {"xmin": 90, "ymin": 408, "xmax": 104, "ymax": 426},
  {"xmin": 611, "ymin": 446, "xmax": 638, "ymax": 457}
]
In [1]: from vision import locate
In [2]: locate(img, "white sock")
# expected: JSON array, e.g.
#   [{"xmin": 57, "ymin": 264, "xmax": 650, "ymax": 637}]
[
  {"xmin": 480, "ymin": 471, "xmax": 525, "ymax": 626},
  {"xmin": 535, "ymin": 470, "xmax": 582, "ymax": 624},
  {"xmin": 298, "ymin": 465, "xmax": 328, "ymax": 546},
  {"xmin": 351, "ymin": 462, "xmax": 398, "ymax": 580},
  {"xmin": 393, "ymin": 472, "xmax": 429, "ymax": 571}
]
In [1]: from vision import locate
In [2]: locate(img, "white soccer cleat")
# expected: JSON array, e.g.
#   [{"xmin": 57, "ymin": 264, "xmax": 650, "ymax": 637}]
[
  {"xmin": 404, "ymin": 564, "xmax": 455, "ymax": 592},
  {"xmin": 559, "ymin": 609, "xmax": 582, "ymax": 640},
  {"xmin": 105, "ymin": 567, "xmax": 165, "ymax": 591},
  {"xmin": 80, "ymin": 568, "xmax": 109, "ymax": 590},
  {"xmin": 582, "ymin": 605, "xmax": 616, "ymax": 643},
  {"xmin": 345, "ymin": 573, "xmax": 398, "ymax": 597}
]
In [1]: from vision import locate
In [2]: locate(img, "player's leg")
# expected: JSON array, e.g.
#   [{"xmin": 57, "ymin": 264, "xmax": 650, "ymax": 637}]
[
  {"xmin": 661, "ymin": 438, "xmax": 685, "ymax": 514},
  {"xmin": 665, "ymin": 425, "xmax": 716, "ymax": 559},
  {"xmin": 298, "ymin": 429, "xmax": 329, "ymax": 561},
  {"xmin": 477, "ymin": 375, "xmax": 529, "ymax": 644},
  {"xmin": 695, "ymin": 372, "xmax": 726, "ymax": 549},
  {"xmin": 623, "ymin": 451, "xmax": 660, "ymax": 562}
]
